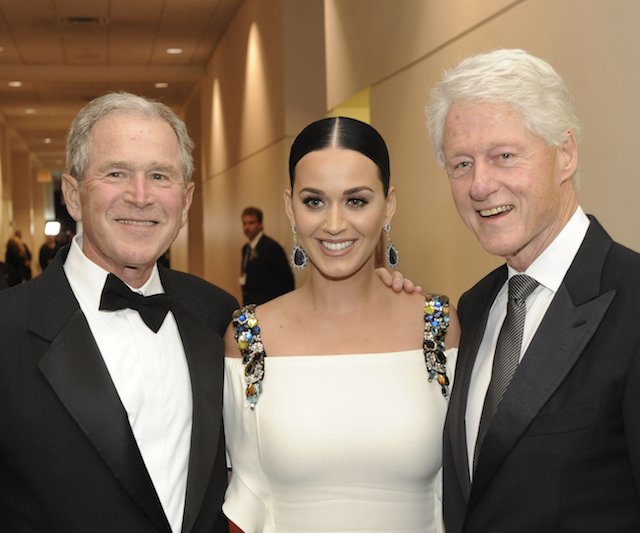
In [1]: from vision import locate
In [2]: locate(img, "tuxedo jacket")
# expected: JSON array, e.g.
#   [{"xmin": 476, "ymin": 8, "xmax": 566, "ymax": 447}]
[
  {"xmin": 0, "ymin": 246, "xmax": 238, "ymax": 533},
  {"xmin": 444, "ymin": 216, "xmax": 640, "ymax": 532},
  {"xmin": 242, "ymin": 234, "xmax": 294, "ymax": 306}
]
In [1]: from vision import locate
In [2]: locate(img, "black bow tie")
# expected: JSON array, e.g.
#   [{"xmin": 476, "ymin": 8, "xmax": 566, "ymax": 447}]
[{"xmin": 99, "ymin": 273, "xmax": 173, "ymax": 333}]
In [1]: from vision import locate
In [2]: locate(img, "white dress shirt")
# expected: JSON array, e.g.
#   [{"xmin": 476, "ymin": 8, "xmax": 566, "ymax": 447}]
[
  {"xmin": 465, "ymin": 207, "xmax": 590, "ymax": 475},
  {"xmin": 64, "ymin": 237, "xmax": 192, "ymax": 533}
]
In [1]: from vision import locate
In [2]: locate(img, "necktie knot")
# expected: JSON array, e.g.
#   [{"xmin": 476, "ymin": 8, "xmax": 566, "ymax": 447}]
[
  {"xmin": 99, "ymin": 273, "xmax": 173, "ymax": 333},
  {"xmin": 508, "ymin": 274, "xmax": 539, "ymax": 303}
]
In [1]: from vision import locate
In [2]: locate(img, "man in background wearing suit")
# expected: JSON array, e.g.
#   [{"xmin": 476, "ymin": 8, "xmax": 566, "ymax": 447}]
[
  {"xmin": 0, "ymin": 92, "xmax": 237, "ymax": 533},
  {"xmin": 240, "ymin": 206, "xmax": 294, "ymax": 306},
  {"xmin": 426, "ymin": 49, "xmax": 640, "ymax": 532}
]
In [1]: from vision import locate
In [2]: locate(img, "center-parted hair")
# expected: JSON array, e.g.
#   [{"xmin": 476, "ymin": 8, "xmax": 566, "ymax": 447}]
[{"xmin": 289, "ymin": 117, "xmax": 391, "ymax": 195}]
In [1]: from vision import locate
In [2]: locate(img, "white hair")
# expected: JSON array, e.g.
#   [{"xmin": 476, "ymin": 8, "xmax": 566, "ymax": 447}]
[{"xmin": 426, "ymin": 49, "xmax": 581, "ymax": 184}]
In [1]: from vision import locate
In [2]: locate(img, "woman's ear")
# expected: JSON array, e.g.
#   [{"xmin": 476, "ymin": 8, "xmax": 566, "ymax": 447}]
[
  {"xmin": 284, "ymin": 189, "xmax": 295, "ymax": 229},
  {"xmin": 385, "ymin": 185, "xmax": 397, "ymax": 223}
]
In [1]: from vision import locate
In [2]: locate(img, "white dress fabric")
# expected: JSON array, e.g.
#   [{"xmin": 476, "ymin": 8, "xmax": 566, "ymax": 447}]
[{"xmin": 223, "ymin": 346, "xmax": 457, "ymax": 533}]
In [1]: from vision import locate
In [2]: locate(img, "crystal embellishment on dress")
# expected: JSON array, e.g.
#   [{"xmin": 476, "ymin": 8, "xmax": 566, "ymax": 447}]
[
  {"xmin": 423, "ymin": 293, "xmax": 451, "ymax": 398},
  {"xmin": 232, "ymin": 295, "xmax": 452, "ymax": 408},
  {"xmin": 232, "ymin": 305, "xmax": 266, "ymax": 409}
]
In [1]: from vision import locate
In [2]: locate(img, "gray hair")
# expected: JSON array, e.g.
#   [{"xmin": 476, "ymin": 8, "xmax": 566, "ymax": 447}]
[
  {"xmin": 66, "ymin": 92, "xmax": 195, "ymax": 182},
  {"xmin": 426, "ymin": 49, "xmax": 581, "ymax": 184}
]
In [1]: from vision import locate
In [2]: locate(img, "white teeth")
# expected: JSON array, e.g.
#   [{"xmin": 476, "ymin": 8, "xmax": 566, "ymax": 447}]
[
  {"xmin": 321, "ymin": 240, "xmax": 354, "ymax": 251},
  {"xmin": 118, "ymin": 220, "xmax": 155, "ymax": 226},
  {"xmin": 479, "ymin": 205, "xmax": 513, "ymax": 217}
]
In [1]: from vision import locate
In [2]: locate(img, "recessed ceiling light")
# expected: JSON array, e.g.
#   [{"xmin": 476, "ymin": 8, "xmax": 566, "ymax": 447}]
[
  {"xmin": 44, "ymin": 138, "xmax": 52, "ymax": 144},
  {"xmin": 25, "ymin": 109, "xmax": 36, "ymax": 114},
  {"xmin": 155, "ymin": 82, "xmax": 169, "ymax": 88},
  {"xmin": 166, "ymin": 48, "xmax": 183, "ymax": 55},
  {"xmin": 8, "ymin": 81, "xmax": 22, "ymax": 87}
]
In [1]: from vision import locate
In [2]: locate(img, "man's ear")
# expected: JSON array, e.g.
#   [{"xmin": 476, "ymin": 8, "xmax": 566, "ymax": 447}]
[
  {"xmin": 180, "ymin": 181, "xmax": 195, "ymax": 228},
  {"xmin": 61, "ymin": 173, "xmax": 82, "ymax": 222},
  {"xmin": 558, "ymin": 129, "xmax": 579, "ymax": 184}
]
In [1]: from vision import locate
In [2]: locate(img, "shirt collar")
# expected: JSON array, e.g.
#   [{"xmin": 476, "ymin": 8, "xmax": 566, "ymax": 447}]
[
  {"xmin": 249, "ymin": 231, "xmax": 264, "ymax": 249},
  {"xmin": 507, "ymin": 206, "xmax": 590, "ymax": 292},
  {"xmin": 64, "ymin": 235, "xmax": 165, "ymax": 326}
]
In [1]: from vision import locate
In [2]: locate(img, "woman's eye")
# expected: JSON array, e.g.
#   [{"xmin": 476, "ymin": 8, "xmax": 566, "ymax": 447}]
[
  {"xmin": 303, "ymin": 197, "xmax": 323, "ymax": 207},
  {"xmin": 347, "ymin": 197, "xmax": 367, "ymax": 207}
]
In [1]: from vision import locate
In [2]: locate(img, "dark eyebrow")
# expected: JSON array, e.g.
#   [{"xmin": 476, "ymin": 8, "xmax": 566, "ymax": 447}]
[
  {"xmin": 343, "ymin": 186, "xmax": 374, "ymax": 195},
  {"xmin": 298, "ymin": 186, "xmax": 375, "ymax": 195}
]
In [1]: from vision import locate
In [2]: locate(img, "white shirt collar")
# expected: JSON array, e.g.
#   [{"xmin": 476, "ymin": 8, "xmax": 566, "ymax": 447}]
[
  {"xmin": 64, "ymin": 235, "xmax": 165, "ymax": 327},
  {"xmin": 508, "ymin": 206, "xmax": 590, "ymax": 292},
  {"xmin": 249, "ymin": 231, "xmax": 264, "ymax": 249}
]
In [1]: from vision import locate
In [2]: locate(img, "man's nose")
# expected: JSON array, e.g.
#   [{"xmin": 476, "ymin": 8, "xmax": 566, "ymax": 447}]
[
  {"xmin": 469, "ymin": 160, "xmax": 499, "ymax": 201},
  {"xmin": 124, "ymin": 174, "xmax": 154, "ymax": 207}
]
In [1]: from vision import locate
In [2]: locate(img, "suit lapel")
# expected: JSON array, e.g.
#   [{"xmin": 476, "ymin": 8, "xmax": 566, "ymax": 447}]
[
  {"xmin": 31, "ymin": 257, "xmax": 170, "ymax": 533},
  {"xmin": 468, "ymin": 216, "xmax": 616, "ymax": 511},
  {"xmin": 161, "ymin": 272, "xmax": 225, "ymax": 533},
  {"xmin": 449, "ymin": 267, "xmax": 506, "ymax": 501}
]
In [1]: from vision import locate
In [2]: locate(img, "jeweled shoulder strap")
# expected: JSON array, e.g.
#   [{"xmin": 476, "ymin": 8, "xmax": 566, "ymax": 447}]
[
  {"xmin": 232, "ymin": 305, "xmax": 266, "ymax": 409},
  {"xmin": 423, "ymin": 294, "xmax": 451, "ymax": 398}
]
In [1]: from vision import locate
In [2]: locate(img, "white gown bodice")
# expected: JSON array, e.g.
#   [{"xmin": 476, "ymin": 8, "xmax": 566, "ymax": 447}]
[{"xmin": 223, "ymin": 347, "xmax": 457, "ymax": 532}]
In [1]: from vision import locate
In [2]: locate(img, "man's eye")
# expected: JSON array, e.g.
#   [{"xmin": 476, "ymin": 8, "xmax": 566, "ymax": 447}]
[
  {"xmin": 448, "ymin": 160, "xmax": 472, "ymax": 179},
  {"xmin": 109, "ymin": 172, "xmax": 122, "ymax": 177},
  {"xmin": 152, "ymin": 174, "xmax": 166, "ymax": 180},
  {"xmin": 499, "ymin": 153, "xmax": 512, "ymax": 160}
]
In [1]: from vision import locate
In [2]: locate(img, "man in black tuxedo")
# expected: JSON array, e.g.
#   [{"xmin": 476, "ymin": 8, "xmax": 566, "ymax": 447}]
[
  {"xmin": 0, "ymin": 92, "xmax": 237, "ymax": 532},
  {"xmin": 426, "ymin": 49, "xmax": 640, "ymax": 532},
  {"xmin": 240, "ymin": 206, "xmax": 294, "ymax": 305}
]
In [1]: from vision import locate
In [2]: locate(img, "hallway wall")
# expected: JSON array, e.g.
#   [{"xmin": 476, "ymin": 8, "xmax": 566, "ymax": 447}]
[
  {"xmin": 193, "ymin": 0, "xmax": 640, "ymax": 305},
  {"xmin": 195, "ymin": 0, "xmax": 325, "ymax": 302}
]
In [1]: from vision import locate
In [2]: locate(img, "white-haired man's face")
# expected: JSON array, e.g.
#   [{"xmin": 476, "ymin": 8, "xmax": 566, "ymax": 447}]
[{"xmin": 442, "ymin": 102, "xmax": 578, "ymax": 272}]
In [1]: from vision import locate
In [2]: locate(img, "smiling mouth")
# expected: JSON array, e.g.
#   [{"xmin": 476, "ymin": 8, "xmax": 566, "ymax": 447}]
[
  {"xmin": 117, "ymin": 219, "xmax": 156, "ymax": 226},
  {"xmin": 478, "ymin": 205, "xmax": 514, "ymax": 217},
  {"xmin": 321, "ymin": 240, "xmax": 354, "ymax": 251}
]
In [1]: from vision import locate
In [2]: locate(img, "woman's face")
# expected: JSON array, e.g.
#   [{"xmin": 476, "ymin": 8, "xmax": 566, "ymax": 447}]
[{"xmin": 285, "ymin": 148, "xmax": 395, "ymax": 281}]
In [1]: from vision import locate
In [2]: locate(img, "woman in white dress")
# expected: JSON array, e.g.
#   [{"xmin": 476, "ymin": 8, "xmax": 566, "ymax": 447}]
[{"xmin": 223, "ymin": 116, "xmax": 460, "ymax": 533}]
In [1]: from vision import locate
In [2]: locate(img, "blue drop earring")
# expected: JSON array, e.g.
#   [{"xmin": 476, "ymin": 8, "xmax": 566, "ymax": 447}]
[
  {"xmin": 290, "ymin": 226, "xmax": 309, "ymax": 271},
  {"xmin": 384, "ymin": 223, "xmax": 400, "ymax": 270}
]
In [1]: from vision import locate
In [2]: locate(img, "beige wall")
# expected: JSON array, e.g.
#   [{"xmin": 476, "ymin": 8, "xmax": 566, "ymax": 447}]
[
  {"xmin": 197, "ymin": 0, "xmax": 325, "ymax": 302},
  {"xmin": 321, "ymin": 0, "xmax": 640, "ymax": 304},
  {"xmin": 180, "ymin": 0, "xmax": 640, "ymax": 306}
]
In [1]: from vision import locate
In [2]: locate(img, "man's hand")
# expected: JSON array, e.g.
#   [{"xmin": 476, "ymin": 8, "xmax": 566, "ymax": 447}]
[{"xmin": 376, "ymin": 267, "xmax": 423, "ymax": 294}]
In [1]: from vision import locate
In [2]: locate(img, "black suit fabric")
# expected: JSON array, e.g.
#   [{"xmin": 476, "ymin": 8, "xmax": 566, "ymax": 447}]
[
  {"xmin": 242, "ymin": 234, "xmax": 294, "ymax": 306},
  {"xmin": 444, "ymin": 216, "xmax": 640, "ymax": 533},
  {"xmin": 0, "ymin": 246, "xmax": 238, "ymax": 533}
]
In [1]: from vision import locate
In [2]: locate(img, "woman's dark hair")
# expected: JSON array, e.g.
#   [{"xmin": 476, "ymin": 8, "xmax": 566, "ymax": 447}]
[{"xmin": 289, "ymin": 116, "xmax": 390, "ymax": 195}]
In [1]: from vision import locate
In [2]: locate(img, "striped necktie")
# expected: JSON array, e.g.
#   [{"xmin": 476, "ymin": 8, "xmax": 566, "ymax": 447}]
[{"xmin": 473, "ymin": 274, "xmax": 539, "ymax": 472}]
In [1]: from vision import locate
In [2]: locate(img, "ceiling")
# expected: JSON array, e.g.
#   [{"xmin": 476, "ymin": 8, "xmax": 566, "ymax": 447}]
[{"xmin": 0, "ymin": 0, "xmax": 244, "ymax": 172}]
